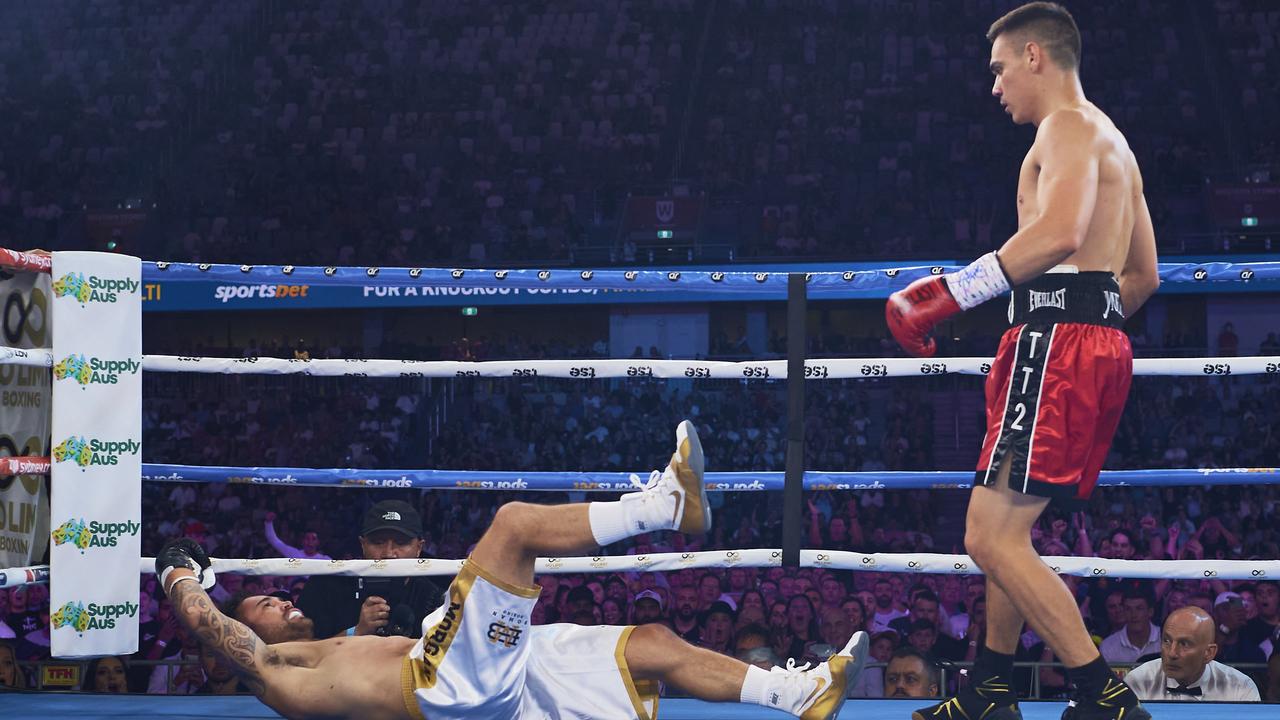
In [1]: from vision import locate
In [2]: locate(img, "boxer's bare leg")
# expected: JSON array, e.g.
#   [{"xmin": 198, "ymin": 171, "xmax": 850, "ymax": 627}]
[
  {"xmin": 624, "ymin": 623, "xmax": 748, "ymax": 702},
  {"xmin": 625, "ymin": 622, "xmax": 868, "ymax": 717},
  {"xmin": 965, "ymin": 459, "xmax": 1098, "ymax": 666},
  {"xmin": 973, "ymin": 461, "xmax": 1028, "ymax": 657},
  {"xmin": 981, "ymin": 578, "xmax": 1024, "ymax": 655},
  {"xmin": 469, "ymin": 502, "xmax": 595, "ymax": 586},
  {"xmin": 471, "ymin": 420, "xmax": 705, "ymax": 590}
]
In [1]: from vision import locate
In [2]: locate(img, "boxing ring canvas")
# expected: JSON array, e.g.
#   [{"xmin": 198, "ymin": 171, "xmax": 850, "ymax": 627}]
[{"xmin": 0, "ymin": 693, "xmax": 1272, "ymax": 719}]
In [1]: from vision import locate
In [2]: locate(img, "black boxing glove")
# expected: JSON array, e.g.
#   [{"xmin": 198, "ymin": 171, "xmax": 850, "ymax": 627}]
[{"xmin": 156, "ymin": 538, "xmax": 216, "ymax": 593}]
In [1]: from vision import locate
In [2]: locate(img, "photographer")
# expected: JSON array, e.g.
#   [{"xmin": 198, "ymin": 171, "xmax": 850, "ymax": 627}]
[{"xmin": 296, "ymin": 500, "xmax": 444, "ymax": 638}]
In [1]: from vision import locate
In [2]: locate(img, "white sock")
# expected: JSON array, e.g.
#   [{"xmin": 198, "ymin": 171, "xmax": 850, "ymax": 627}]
[
  {"xmin": 739, "ymin": 665, "xmax": 773, "ymax": 706},
  {"xmin": 588, "ymin": 490, "xmax": 673, "ymax": 546}
]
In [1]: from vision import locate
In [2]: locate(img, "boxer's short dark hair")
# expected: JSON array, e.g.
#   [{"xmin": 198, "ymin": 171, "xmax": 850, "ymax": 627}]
[
  {"xmin": 221, "ymin": 589, "xmax": 257, "ymax": 620},
  {"xmin": 987, "ymin": 2, "xmax": 1081, "ymax": 71}
]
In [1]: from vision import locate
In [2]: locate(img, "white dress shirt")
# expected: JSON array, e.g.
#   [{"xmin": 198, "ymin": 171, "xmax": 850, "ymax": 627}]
[
  {"xmin": 1124, "ymin": 658, "xmax": 1261, "ymax": 702},
  {"xmin": 1099, "ymin": 623, "xmax": 1161, "ymax": 664}
]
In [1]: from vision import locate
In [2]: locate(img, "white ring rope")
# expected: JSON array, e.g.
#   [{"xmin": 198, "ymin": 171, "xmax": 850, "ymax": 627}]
[
  {"xmin": 6, "ymin": 551, "xmax": 1275, "ymax": 588},
  {"xmin": 6, "ymin": 346, "xmax": 1277, "ymax": 378},
  {"xmin": 187, "ymin": 551, "xmax": 1280, "ymax": 581}
]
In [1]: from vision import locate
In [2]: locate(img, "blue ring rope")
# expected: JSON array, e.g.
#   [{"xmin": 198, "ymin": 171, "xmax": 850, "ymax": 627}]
[
  {"xmin": 139, "ymin": 464, "xmax": 1280, "ymax": 491},
  {"xmin": 144, "ymin": 261, "xmax": 1280, "ymax": 297}
]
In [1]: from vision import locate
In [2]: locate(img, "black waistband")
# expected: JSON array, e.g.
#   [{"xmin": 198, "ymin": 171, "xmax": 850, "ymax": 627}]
[{"xmin": 1007, "ymin": 271, "xmax": 1126, "ymax": 329}]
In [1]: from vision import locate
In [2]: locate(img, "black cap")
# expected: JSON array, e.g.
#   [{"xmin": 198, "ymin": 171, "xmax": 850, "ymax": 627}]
[
  {"xmin": 703, "ymin": 600, "xmax": 737, "ymax": 622},
  {"xmin": 361, "ymin": 500, "xmax": 423, "ymax": 538}
]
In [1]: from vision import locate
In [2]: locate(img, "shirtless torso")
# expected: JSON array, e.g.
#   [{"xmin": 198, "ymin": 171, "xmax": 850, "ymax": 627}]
[
  {"xmin": 1014, "ymin": 101, "xmax": 1157, "ymax": 311},
  {"xmin": 256, "ymin": 634, "xmax": 415, "ymax": 720},
  {"xmin": 165, "ymin": 572, "xmax": 415, "ymax": 720}
]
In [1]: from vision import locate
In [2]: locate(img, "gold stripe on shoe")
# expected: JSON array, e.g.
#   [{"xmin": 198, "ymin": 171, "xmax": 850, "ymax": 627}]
[
  {"xmin": 672, "ymin": 420, "xmax": 709, "ymax": 534},
  {"xmin": 912, "ymin": 697, "xmax": 972, "ymax": 720},
  {"xmin": 801, "ymin": 632, "xmax": 868, "ymax": 720},
  {"xmin": 799, "ymin": 656, "xmax": 848, "ymax": 720}
]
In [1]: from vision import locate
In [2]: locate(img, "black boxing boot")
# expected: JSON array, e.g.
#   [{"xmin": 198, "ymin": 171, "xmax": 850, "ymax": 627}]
[
  {"xmin": 912, "ymin": 647, "xmax": 1022, "ymax": 720},
  {"xmin": 1059, "ymin": 656, "xmax": 1151, "ymax": 720}
]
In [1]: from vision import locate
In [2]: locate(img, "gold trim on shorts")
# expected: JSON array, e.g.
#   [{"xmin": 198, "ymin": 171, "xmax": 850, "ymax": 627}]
[
  {"xmin": 615, "ymin": 626, "xmax": 660, "ymax": 720},
  {"xmin": 403, "ymin": 565, "xmax": 479, "ymax": 709},
  {"xmin": 461, "ymin": 556, "xmax": 541, "ymax": 599},
  {"xmin": 401, "ymin": 558, "xmax": 540, "ymax": 718},
  {"xmin": 401, "ymin": 655, "xmax": 428, "ymax": 720}
]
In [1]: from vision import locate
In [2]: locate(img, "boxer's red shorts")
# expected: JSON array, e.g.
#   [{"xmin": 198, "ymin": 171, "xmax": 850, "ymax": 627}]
[{"xmin": 975, "ymin": 322, "xmax": 1133, "ymax": 507}]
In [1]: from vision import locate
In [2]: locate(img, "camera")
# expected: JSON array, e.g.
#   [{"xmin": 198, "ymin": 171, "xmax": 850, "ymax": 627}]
[{"xmin": 357, "ymin": 578, "xmax": 414, "ymax": 638}]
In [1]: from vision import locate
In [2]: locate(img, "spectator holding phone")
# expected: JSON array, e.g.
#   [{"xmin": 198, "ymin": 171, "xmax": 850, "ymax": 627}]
[{"xmin": 295, "ymin": 500, "xmax": 444, "ymax": 638}]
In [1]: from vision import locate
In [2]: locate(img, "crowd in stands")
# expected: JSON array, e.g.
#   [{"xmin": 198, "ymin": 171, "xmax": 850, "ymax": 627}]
[
  {"xmin": 3, "ymin": 0, "xmax": 1280, "ymax": 703},
  {"xmin": 1, "ymin": 0, "xmax": 1273, "ymax": 265},
  {"xmin": 5, "ymin": 341, "xmax": 1280, "ymax": 698}
]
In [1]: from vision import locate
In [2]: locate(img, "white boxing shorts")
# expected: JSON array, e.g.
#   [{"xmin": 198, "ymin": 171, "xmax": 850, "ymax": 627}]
[{"xmin": 401, "ymin": 558, "xmax": 658, "ymax": 720}]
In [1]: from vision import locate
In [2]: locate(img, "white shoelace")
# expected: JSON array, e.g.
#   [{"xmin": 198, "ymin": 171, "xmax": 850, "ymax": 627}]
[
  {"xmin": 773, "ymin": 658, "xmax": 814, "ymax": 677},
  {"xmin": 628, "ymin": 469, "xmax": 663, "ymax": 491}
]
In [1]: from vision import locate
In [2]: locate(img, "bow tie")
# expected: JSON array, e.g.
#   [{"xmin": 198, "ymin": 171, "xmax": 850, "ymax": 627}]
[{"xmin": 1167, "ymin": 684, "xmax": 1202, "ymax": 697}]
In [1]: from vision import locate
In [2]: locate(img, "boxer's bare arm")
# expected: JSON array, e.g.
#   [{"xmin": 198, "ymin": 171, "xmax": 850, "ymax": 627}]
[
  {"xmin": 165, "ymin": 569, "xmax": 280, "ymax": 696},
  {"xmin": 996, "ymin": 110, "xmax": 1099, "ymax": 283},
  {"xmin": 1119, "ymin": 187, "xmax": 1160, "ymax": 314}
]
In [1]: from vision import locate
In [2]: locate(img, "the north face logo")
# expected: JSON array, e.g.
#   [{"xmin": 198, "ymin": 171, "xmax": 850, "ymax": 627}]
[{"xmin": 382, "ymin": 512, "xmax": 401, "ymax": 521}]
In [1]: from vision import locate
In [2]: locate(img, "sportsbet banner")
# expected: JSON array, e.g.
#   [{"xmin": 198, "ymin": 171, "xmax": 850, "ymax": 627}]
[
  {"xmin": 50, "ymin": 252, "xmax": 142, "ymax": 658},
  {"xmin": 0, "ymin": 269, "xmax": 51, "ymax": 568}
]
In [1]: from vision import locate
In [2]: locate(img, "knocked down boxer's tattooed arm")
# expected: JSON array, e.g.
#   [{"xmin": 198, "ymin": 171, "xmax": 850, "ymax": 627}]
[{"xmin": 168, "ymin": 578, "xmax": 278, "ymax": 696}]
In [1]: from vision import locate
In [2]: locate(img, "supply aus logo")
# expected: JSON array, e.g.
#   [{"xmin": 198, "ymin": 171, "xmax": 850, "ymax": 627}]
[
  {"xmin": 52, "ymin": 517, "xmax": 140, "ymax": 552},
  {"xmin": 53, "ymin": 272, "xmax": 139, "ymax": 304},
  {"xmin": 54, "ymin": 354, "xmax": 140, "ymax": 387},
  {"xmin": 52, "ymin": 600, "xmax": 138, "ymax": 633},
  {"xmin": 53, "ymin": 436, "xmax": 141, "ymax": 468}
]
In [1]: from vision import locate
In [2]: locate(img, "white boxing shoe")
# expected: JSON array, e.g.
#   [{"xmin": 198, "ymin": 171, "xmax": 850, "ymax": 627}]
[
  {"xmin": 622, "ymin": 419, "xmax": 709, "ymax": 535},
  {"xmin": 765, "ymin": 631, "xmax": 870, "ymax": 720}
]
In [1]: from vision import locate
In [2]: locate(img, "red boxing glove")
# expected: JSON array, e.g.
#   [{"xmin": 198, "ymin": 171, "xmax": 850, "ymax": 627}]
[
  {"xmin": 885, "ymin": 275, "xmax": 961, "ymax": 357},
  {"xmin": 885, "ymin": 252, "xmax": 1013, "ymax": 357}
]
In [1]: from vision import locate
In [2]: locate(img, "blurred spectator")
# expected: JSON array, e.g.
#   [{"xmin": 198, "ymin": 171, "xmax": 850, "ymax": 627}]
[
  {"xmin": 883, "ymin": 647, "xmax": 940, "ymax": 699},
  {"xmin": 14, "ymin": 600, "xmax": 50, "ymax": 661},
  {"xmin": 565, "ymin": 586, "xmax": 596, "ymax": 626},
  {"xmin": 1125, "ymin": 607, "xmax": 1260, "ymax": 701},
  {"xmin": 1214, "ymin": 592, "xmax": 1267, "ymax": 664},
  {"xmin": 779, "ymin": 595, "xmax": 820, "ymax": 662},
  {"xmin": 1269, "ymin": 643, "xmax": 1280, "ymax": 702},
  {"xmin": 800, "ymin": 606, "xmax": 851, "ymax": 665},
  {"xmin": 263, "ymin": 512, "xmax": 331, "ymax": 560},
  {"xmin": 1240, "ymin": 581, "xmax": 1278, "ymax": 655},
  {"xmin": 83, "ymin": 655, "xmax": 130, "ymax": 693},
  {"xmin": 671, "ymin": 586, "xmax": 701, "ymax": 643},
  {"xmin": 147, "ymin": 634, "xmax": 203, "ymax": 694},
  {"xmin": 868, "ymin": 578, "xmax": 906, "ymax": 632},
  {"xmin": 0, "ymin": 640, "xmax": 26, "ymax": 689},
  {"xmin": 733, "ymin": 623, "xmax": 777, "ymax": 669},
  {"xmin": 737, "ymin": 590, "xmax": 768, "ymax": 630},
  {"xmin": 1089, "ymin": 589, "xmax": 1127, "ymax": 641},
  {"xmin": 903, "ymin": 619, "xmax": 966, "ymax": 663},
  {"xmin": 632, "ymin": 591, "xmax": 664, "ymax": 625},
  {"xmin": 296, "ymin": 500, "xmax": 443, "ymax": 638},
  {"xmin": 1100, "ymin": 587, "xmax": 1161, "ymax": 664},
  {"xmin": 5, "ymin": 587, "xmax": 37, "ymax": 640},
  {"xmin": 0, "ymin": 591, "xmax": 13, "ymax": 640},
  {"xmin": 1217, "ymin": 323, "xmax": 1239, "ymax": 357},
  {"xmin": 850, "ymin": 630, "xmax": 897, "ymax": 698},
  {"xmin": 698, "ymin": 601, "xmax": 736, "ymax": 654}
]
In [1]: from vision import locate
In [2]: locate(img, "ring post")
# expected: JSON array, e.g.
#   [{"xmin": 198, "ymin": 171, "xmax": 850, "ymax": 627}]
[{"xmin": 782, "ymin": 273, "xmax": 806, "ymax": 567}]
